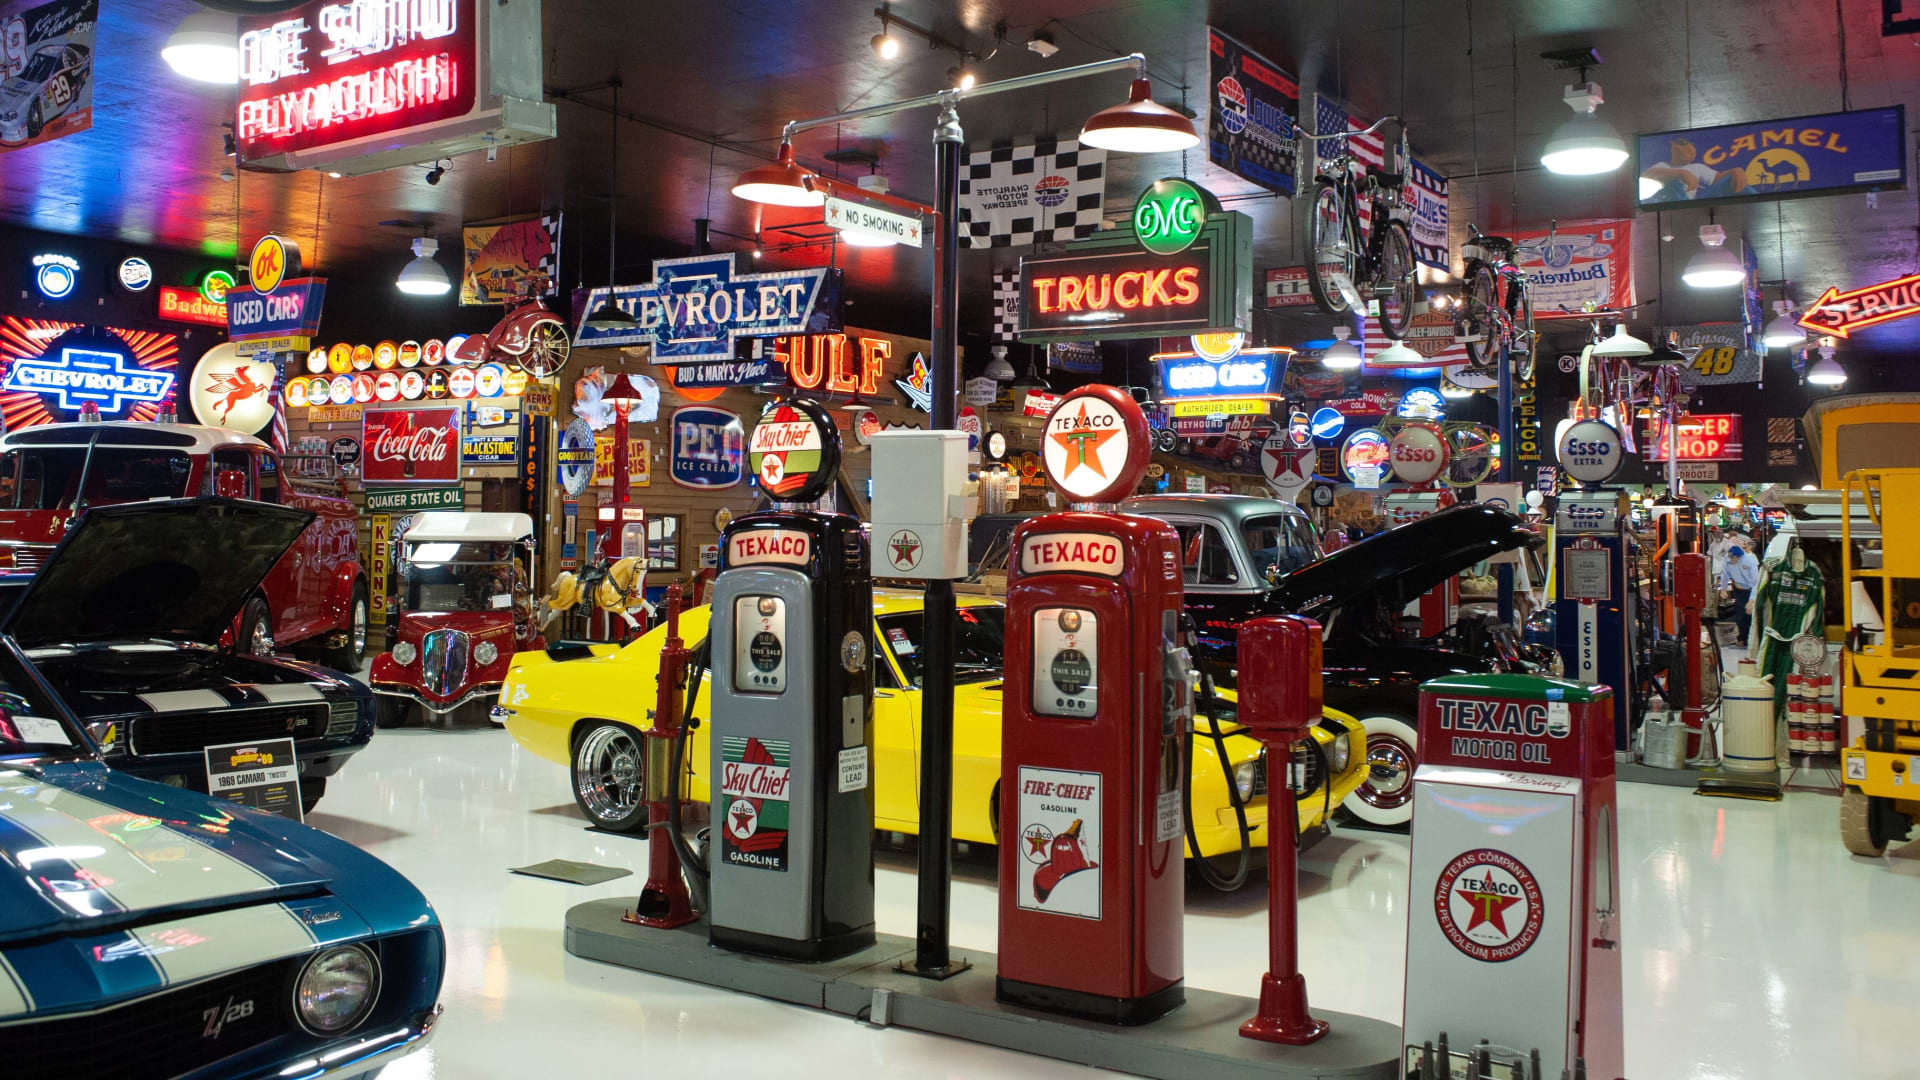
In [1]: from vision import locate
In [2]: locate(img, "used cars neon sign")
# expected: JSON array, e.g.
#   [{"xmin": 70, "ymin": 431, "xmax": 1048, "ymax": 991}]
[
  {"xmin": 1154, "ymin": 347, "xmax": 1288, "ymax": 401},
  {"xmin": 236, "ymin": 0, "xmax": 475, "ymax": 154}
]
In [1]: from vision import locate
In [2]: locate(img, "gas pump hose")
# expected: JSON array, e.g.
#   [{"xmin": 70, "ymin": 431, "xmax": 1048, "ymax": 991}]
[
  {"xmin": 660, "ymin": 639, "xmax": 712, "ymax": 917},
  {"xmin": 1184, "ymin": 673, "xmax": 1252, "ymax": 892}
]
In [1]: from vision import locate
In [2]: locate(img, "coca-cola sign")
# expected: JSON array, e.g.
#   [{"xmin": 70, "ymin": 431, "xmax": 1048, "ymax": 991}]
[{"xmin": 363, "ymin": 407, "xmax": 461, "ymax": 484}]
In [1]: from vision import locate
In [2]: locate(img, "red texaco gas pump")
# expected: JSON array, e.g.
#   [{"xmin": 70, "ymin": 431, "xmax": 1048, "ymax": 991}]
[
  {"xmin": 1404, "ymin": 674, "xmax": 1624, "ymax": 1079},
  {"xmin": 998, "ymin": 384, "xmax": 1193, "ymax": 1025}
]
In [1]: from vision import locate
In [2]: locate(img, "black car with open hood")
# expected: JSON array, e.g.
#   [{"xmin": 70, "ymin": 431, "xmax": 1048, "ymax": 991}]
[
  {"xmin": 1121, "ymin": 497, "xmax": 1546, "ymax": 828},
  {"xmin": 0, "ymin": 497, "xmax": 373, "ymax": 813}
]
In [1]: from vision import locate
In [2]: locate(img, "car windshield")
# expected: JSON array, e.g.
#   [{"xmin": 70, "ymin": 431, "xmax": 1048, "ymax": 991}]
[
  {"xmin": 0, "ymin": 447, "xmax": 193, "ymax": 510},
  {"xmin": 877, "ymin": 606, "xmax": 1006, "ymax": 687},
  {"xmin": 1242, "ymin": 514, "xmax": 1315, "ymax": 579},
  {"xmin": 0, "ymin": 646, "xmax": 86, "ymax": 762},
  {"xmin": 400, "ymin": 541, "xmax": 525, "ymax": 612},
  {"xmin": 20, "ymin": 51, "xmax": 62, "ymax": 83}
]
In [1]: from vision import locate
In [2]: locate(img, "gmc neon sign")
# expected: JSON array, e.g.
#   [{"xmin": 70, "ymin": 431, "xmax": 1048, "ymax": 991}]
[{"xmin": 237, "ymin": 0, "xmax": 476, "ymax": 157}]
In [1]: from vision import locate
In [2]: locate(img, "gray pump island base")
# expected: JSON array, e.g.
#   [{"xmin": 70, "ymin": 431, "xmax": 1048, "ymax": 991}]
[{"xmin": 565, "ymin": 899, "xmax": 1399, "ymax": 1079}]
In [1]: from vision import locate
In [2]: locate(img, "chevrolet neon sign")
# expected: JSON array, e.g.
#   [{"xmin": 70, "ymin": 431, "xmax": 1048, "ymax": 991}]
[{"xmin": 4, "ymin": 347, "xmax": 175, "ymax": 414}]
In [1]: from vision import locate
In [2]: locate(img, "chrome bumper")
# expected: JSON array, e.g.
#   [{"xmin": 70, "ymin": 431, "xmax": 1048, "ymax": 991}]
[
  {"xmin": 262, "ymin": 1005, "xmax": 440, "ymax": 1079},
  {"xmin": 370, "ymin": 684, "xmax": 501, "ymax": 716}
]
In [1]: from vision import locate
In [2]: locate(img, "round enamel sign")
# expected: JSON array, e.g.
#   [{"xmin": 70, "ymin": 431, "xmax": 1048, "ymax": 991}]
[
  {"xmin": 286, "ymin": 379, "xmax": 308, "ymax": 408},
  {"xmin": 423, "ymin": 339, "xmax": 445, "ymax": 366},
  {"xmin": 374, "ymin": 371, "xmax": 401, "ymax": 402},
  {"xmin": 1389, "ymin": 422, "xmax": 1450, "ymax": 485},
  {"xmin": 1260, "ymin": 435, "xmax": 1313, "ymax": 499},
  {"xmin": 448, "ymin": 367, "xmax": 476, "ymax": 398},
  {"xmin": 750, "ymin": 397, "xmax": 841, "ymax": 503},
  {"xmin": 1433, "ymin": 848, "xmax": 1545, "ymax": 963},
  {"xmin": 1342, "ymin": 428, "xmax": 1391, "ymax": 489},
  {"xmin": 398, "ymin": 371, "xmax": 425, "ymax": 400},
  {"xmin": 327, "ymin": 374, "xmax": 354, "ymax": 406},
  {"xmin": 1556, "ymin": 419, "xmax": 1624, "ymax": 484},
  {"xmin": 852, "ymin": 409, "xmax": 880, "ymax": 446},
  {"xmin": 306, "ymin": 347, "xmax": 328, "ymax": 375},
  {"xmin": 1041, "ymin": 384, "xmax": 1149, "ymax": 504},
  {"xmin": 350, "ymin": 374, "xmax": 375, "ymax": 404},
  {"xmin": 349, "ymin": 344, "xmax": 372, "ymax": 372}
]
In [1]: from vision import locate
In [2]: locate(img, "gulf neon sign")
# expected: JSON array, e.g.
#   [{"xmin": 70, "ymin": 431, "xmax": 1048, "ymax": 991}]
[
  {"xmin": 771, "ymin": 333, "xmax": 888, "ymax": 395},
  {"xmin": 236, "ymin": 0, "xmax": 476, "ymax": 156}
]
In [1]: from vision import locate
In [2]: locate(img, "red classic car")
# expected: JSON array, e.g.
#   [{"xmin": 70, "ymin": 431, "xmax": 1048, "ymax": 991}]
[
  {"xmin": 371, "ymin": 511, "xmax": 543, "ymax": 726},
  {"xmin": 0, "ymin": 422, "xmax": 369, "ymax": 670}
]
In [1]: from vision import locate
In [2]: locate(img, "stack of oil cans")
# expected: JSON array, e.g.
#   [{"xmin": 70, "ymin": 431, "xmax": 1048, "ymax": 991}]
[{"xmin": 1786, "ymin": 670, "xmax": 1836, "ymax": 756}]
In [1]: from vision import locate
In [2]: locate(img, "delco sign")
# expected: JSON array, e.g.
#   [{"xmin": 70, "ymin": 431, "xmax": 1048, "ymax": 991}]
[
  {"xmin": 1019, "ymin": 532, "xmax": 1127, "ymax": 576},
  {"xmin": 574, "ymin": 254, "xmax": 844, "ymax": 362},
  {"xmin": 728, "ymin": 528, "xmax": 811, "ymax": 567},
  {"xmin": 226, "ymin": 279, "xmax": 327, "ymax": 342}
]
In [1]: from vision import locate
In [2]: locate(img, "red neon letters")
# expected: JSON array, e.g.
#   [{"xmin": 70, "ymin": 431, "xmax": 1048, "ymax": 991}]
[
  {"xmin": 1030, "ymin": 266, "xmax": 1201, "ymax": 314},
  {"xmin": 772, "ymin": 333, "xmax": 886, "ymax": 395}
]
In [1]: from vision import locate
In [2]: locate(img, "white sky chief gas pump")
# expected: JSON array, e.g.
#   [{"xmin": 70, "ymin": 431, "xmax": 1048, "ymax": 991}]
[
  {"xmin": 707, "ymin": 398, "xmax": 875, "ymax": 961},
  {"xmin": 1405, "ymin": 674, "xmax": 1624, "ymax": 1079},
  {"xmin": 1552, "ymin": 420, "xmax": 1636, "ymax": 752},
  {"xmin": 997, "ymin": 385, "xmax": 1192, "ymax": 1024}
]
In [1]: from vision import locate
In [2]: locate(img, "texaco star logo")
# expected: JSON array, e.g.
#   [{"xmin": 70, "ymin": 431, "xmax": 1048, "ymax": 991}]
[
  {"xmin": 1020, "ymin": 823, "xmax": 1054, "ymax": 864},
  {"xmin": 1433, "ymin": 848, "xmax": 1545, "ymax": 963},
  {"xmin": 888, "ymin": 529, "xmax": 922, "ymax": 571}
]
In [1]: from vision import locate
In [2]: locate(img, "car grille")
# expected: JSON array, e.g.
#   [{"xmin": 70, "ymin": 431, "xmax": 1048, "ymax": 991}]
[
  {"xmin": 0, "ymin": 957, "xmax": 297, "ymax": 1079},
  {"xmin": 1287, "ymin": 741, "xmax": 1326, "ymax": 797},
  {"xmin": 326, "ymin": 699, "xmax": 360, "ymax": 737},
  {"xmin": 131, "ymin": 704, "xmax": 327, "ymax": 756},
  {"xmin": 422, "ymin": 628, "xmax": 470, "ymax": 698},
  {"xmin": 5, "ymin": 544, "xmax": 49, "ymax": 573}
]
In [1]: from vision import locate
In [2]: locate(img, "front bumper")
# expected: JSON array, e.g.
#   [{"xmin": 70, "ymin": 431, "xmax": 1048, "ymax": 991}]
[
  {"xmin": 372, "ymin": 683, "xmax": 502, "ymax": 716},
  {"xmin": 237, "ymin": 1005, "xmax": 440, "ymax": 1080}
]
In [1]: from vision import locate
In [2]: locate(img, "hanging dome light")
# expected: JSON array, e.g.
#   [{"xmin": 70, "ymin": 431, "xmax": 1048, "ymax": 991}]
[
  {"xmin": 1763, "ymin": 299, "xmax": 1809, "ymax": 349},
  {"xmin": 1682, "ymin": 223, "xmax": 1745, "ymax": 288},
  {"xmin": 1371, "ymin": 339, "xmax": 1427, "ymax": 368},
  {"xmin": 584, "ymin": 298, "xmax": 637, "ymax": 332},
  {"xmin": 983, "ymin": 345, "xmax": 1017, "ymax": 381},
  {"xmin": 1540, "ymin": 82, "xmax": 1628, "ymax": 175},
  {"xmin": 1321, "ymin": 326, "xmax": 1362, "ymax": 370},
  {"xmin": 1592, "ymin": 323, "xmax": 1651, "ymax": 357},
  {"xmin": 1643, "ymin": 332, "xmax": 1688, "ymax": 367},
  {"xmin": 395, "ymin": 238, "xmax": 451, "ymax": 296},
  {"xmin": 163, "ymin": 11, "xmax": 239, "ymax": 84},
  {"xmin": 731, "ymin": 143, "xmax": 824, "ymax": 207},
  {"xmin": 1807, "ymin": 346, "xmax": 1847, "ymax": 387},
  {"xmin": 1079, "ymin": 79, "xmax": 1200, "ymax": 154}
]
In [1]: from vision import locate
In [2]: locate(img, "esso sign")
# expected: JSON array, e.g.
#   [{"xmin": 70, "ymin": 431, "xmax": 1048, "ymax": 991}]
[
  {"xmin": 1556, "ymin": 420, "xmax": 1624, "ymax": 484},
  {"xmin": 1389, "ymin": 423, "xmax": 1450, "ymax": 485}
]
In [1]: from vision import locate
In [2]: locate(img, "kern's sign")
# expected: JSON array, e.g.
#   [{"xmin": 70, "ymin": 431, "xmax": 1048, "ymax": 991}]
[{"xmin": 362, "ymin": 406, "xmax": 460, "ymax": 483}]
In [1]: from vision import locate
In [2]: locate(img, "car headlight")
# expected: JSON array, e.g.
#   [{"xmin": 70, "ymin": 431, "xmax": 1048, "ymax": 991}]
[
  {"xmin": 1233, "ymin": 760, "xmax": 1258, "ymax": 801},
  {"xmin": 1328, "ymin": 732, "xmax": 1351, "ymax": 774},
  {"xmin": 391, "ymin": 641, "xmax": 417, "ymax": 666},
  {"xmin": 292, "ymin": 944, "xmax": 379, "ymax": 1036},
  {"xmin": 474, "ymin": 641, "xmax": 499, "ymax": 666}
]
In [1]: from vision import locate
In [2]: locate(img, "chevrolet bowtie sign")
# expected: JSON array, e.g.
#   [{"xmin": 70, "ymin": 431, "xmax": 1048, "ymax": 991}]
[
  {"xmin": 4, "ymin": 347, "xmax": 175, "ymax": 414},
  {"xmin": 573, "ymin": 254, "xmax": 844, "ymax": 362}
]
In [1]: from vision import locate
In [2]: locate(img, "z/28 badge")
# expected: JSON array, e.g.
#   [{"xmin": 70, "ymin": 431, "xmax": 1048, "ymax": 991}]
[{"xmin": 1432, "ymin": 848, "xmax": 1544, "ymax": 963}]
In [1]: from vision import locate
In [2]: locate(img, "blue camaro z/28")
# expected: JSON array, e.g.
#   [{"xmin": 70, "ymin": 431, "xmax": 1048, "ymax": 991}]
[{"xmin": 0, "ymin": 612, "xmax": 442, "ymax": 1077}]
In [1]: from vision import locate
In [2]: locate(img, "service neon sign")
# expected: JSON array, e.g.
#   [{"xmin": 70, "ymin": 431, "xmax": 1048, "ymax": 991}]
[{"xmin": 236, "ymin": 0, "xmax": 476, "ymax": 157}]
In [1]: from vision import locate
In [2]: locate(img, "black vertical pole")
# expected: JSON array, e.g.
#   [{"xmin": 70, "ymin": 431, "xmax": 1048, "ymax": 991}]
[
  {"xmin": 907, "ymin": 100, "xmax": 967, "ymax": 977},
  {"xmin": 1496, "ymin": 340, "xmax": 1516, "ymax": 625},
  {"xmin": 693, "ymin": 218, "xmax": 711, "ymax": 255}
]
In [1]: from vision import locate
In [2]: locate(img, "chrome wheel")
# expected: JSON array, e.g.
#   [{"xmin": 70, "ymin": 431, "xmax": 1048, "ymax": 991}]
[
  {"xmin": 1341, "ymin": 712, "xmax": 1420, "ymax": 827},
  {"xmin": 351, "ymin": 598, "xmax": 369, "ymax": 657},
  {"xmin": 573, "ymin": 724, "xmax": 645, "ymax": 829}
]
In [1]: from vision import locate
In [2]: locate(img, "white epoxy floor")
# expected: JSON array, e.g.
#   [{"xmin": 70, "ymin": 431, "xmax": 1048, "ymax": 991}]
[{"xmin": 310, "ymin": 725, "xmax": 1920, "ymax": 1080}]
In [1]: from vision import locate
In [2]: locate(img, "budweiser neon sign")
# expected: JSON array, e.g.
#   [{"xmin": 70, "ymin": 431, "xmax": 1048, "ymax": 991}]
[{"xmin": 237, "ymin": 0, "xmax": 476, "ymax": 157}]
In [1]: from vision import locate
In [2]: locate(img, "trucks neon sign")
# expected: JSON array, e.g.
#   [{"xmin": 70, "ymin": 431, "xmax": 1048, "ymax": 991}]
[{"xmin": 236, "ymin": 0, "xmax": 476, "ymax": 156}]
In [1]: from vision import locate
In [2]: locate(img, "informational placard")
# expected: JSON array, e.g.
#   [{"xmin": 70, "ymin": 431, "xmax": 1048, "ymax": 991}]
[
  {"xmin": 824, "ymin": 194, "xmax": 923, "ymax": 247},
  {"xmin": 1562, "ymin": 544, "xmax": 1612, "ymax": 601},
  {"xmin": 204, "ymin": 738, "xmax": 302, "ymax": 822},
  {"xmin": 1637, "ymin": 106, "xmax": 1908, "ymax": 209},
  {"xmin": 1206, "ymin": 27, "xmax": 1299, "ymax": 196}
]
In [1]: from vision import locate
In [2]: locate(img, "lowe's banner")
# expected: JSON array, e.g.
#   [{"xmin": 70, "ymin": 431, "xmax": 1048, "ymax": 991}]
[
  {"xmin": 573, "ymin": 254, "xmax": 842, "ymax": 362},
  {"xmin": 1206, "ymin": 27, "xmax": 1298, "ymax": 196},
  {"xmin": 1510, "ymin": 218, "xmax": 1635, "ymax": 314},
  {"xmin": 1404, "ymin": 158, "xmax": 1450, "ymax": 270},
  {"xmin": 1637, "ymin": 105, "xmax": 1907, "ymax": 209}
]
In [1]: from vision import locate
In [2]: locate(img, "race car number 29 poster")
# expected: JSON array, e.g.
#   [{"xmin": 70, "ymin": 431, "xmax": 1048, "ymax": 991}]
[{"xmin": 0, "ymin": 0, "xmax": 98, "ymax": 154}]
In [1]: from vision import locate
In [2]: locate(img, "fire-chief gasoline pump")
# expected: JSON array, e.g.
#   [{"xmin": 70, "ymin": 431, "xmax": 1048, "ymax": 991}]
[
  {"xmin": 1552, "ymin": 419, "xmax": 1637, "ymax": 751},
  {"xmin": 1405, "ymin": 672, "xmax": 1623, "ymax": 1079},
  {"xmin": 996, "ymin": 385, "xmax": 1195, "ymax": 1024},
  {"xmin": 706, "ymin": 398, "xmax": 875, "ymax": 961}
]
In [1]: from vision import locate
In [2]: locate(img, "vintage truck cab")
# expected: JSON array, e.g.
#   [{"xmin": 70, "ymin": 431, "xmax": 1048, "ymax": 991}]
[{"xmin": 0, "ymin": 422, "xmax": 369, "ymax": 671}]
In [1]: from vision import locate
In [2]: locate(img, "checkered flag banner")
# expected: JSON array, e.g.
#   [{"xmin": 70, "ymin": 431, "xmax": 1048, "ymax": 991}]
[
  {"xmin": 958, "ymin": 139, "xmax": 1106, "ymax": 249},
  {"xmin": 992, "ymin": 269, "xmax": 1021, "ymax": 342}
]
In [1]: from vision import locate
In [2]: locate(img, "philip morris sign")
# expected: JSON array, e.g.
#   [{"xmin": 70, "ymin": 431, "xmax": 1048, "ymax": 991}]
[
  {"xmin": 363, "ymin": 406, "xmax": 460, "ymax": 483},
  {"xmin": 572, "ymin": 253, "xmax": 843, "ymax": 362}
]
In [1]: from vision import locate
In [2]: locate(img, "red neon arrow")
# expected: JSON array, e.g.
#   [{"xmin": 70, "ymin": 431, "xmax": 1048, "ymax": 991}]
[{"xmin": 1797, "ymin": 272, "xmax": 1920, "ymax": 340}]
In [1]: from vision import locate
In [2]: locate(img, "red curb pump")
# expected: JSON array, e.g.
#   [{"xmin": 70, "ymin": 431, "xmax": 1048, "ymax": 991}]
[
  {"xmin": 1673, "ymin": 552, "xmax": 1709, "ymax": 742},
  {"xmin": 626, "ymin": 585, "xmax": 697, "ymax": 928},
  {"xmin": 997, "ymin": 384, "xmax": 1192, "ymax": 1025},
  {"xmin": 1236, "ymin": 615, "xmax": 1331, "ymax": 1045}
]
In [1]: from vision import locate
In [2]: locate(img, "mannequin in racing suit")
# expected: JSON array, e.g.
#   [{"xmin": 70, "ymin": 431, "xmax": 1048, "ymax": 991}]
[{"xmin": 1754, "ymin": 544, "xmax": 1824, "ymax": 724}]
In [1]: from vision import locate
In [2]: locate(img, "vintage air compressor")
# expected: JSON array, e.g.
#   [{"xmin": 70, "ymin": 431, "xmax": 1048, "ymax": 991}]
[
  {"xmin": 707, "ymin": 398, "xmax": 875, "ymax": 961},
  {"xmin": 1552, "ymin": 420, "xmax": 1637, "ymax": 751},
  {"xmin": 1404, "ymin": 674, "xmax": 1623, "ymax": 1078},
  {"xmin": 997, "ymin": 385, "xmax": 1194, "ymax": 1024}
]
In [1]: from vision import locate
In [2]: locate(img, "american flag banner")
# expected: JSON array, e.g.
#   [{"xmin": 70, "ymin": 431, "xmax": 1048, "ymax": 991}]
[
  {"xmin": 1313, "ymin": 94, "xmax": 1416, "ymax": 242},
  {"xmin": 958, "ymin": 139, "xmax": 1106, "ymax": 249}
]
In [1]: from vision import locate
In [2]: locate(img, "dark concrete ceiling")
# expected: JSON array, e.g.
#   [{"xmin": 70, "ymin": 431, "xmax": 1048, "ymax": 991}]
[{"xmin": 4, "ymin": 0, "xmax": 1917, "ymax": 354}]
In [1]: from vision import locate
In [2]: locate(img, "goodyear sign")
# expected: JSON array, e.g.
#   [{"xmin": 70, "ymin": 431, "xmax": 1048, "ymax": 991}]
[{"xmin": 1637, "ymin": 105, "xmax": 1907, "ymax": 209}]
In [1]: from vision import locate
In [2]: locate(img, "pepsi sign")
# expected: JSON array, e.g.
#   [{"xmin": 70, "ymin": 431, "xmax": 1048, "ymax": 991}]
[
  {"xmin": 1556, "ymin": 420, "xmax": 1624, "ymax": 484},
  {"xmin": 1310, "ymin": 407, "xmax": 1345, "ymax": 440}
]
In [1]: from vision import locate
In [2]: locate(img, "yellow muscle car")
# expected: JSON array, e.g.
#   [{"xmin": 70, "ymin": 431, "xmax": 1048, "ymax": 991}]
[{"xmin": 495, "ymin": 590, "xmax": 1367, "ymax": 864}]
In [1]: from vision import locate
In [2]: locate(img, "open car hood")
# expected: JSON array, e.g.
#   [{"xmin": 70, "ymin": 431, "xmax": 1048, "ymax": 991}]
[
  {"xmin": 0, "ymin": 497, "xmax": 313, "ymax": 649},
  {"xmin": 1267, "ymin": 504, "xmax": 1538, "ymax": 620}
]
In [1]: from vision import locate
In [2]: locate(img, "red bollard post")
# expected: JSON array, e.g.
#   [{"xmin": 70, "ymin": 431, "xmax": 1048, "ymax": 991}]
[
  {"xmin": 1674, "ymin": 553, "xmax": 1709, "ymax": 745},
  {"xmin": 627, "ymin": 585, "xmax": 697, "ymax": 928},
  {"xmin": 1237, "ymin": 615, "xmax": 1330, "ymax": 1045}
]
